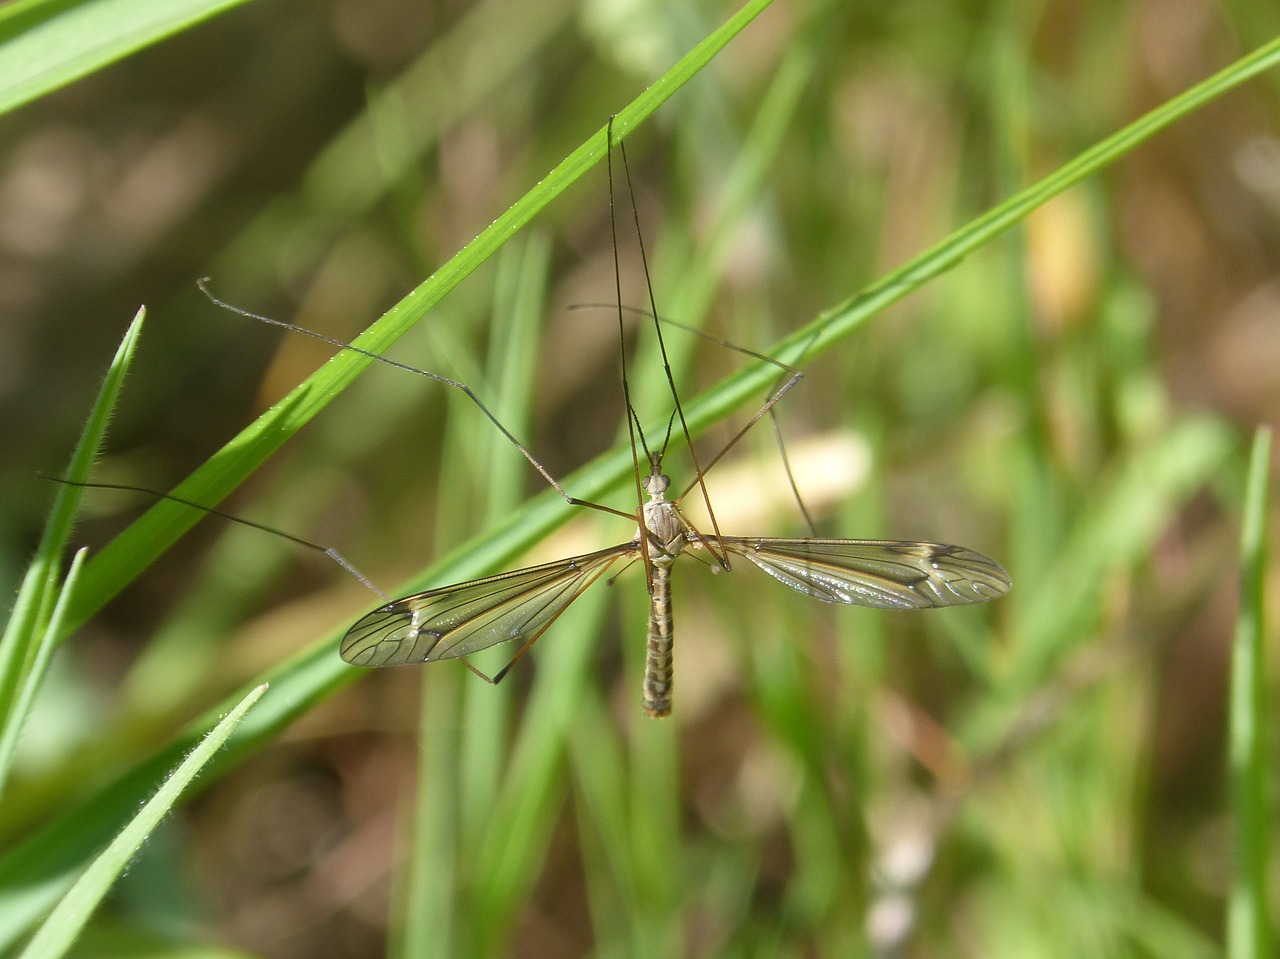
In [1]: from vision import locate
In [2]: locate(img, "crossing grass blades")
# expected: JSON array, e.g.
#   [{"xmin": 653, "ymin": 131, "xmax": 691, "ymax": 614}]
[{"xmin": 206, "ymin": 122, "xmax": 1011, "ymax": 718}]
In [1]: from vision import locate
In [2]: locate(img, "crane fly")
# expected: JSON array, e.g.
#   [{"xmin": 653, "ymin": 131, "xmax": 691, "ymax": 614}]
[
  {"xmin": 201, "ymin": 118, "xmax": 1010, "ymax": 718},
  {"xmin": 340, "ymin": 446, "xmax": 1010, "ymax": 717},
  {"xmin": 337, "ymin": 120, "xmax": 1009, "ymax": 717}
]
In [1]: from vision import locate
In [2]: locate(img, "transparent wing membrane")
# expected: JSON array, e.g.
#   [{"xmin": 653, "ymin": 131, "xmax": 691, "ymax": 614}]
[
  {"xmin": 718, "ymin": 537, "xmax": 1009, "ymax": 609},
  {"xmin": 341, "ymin": 545, "xmax": 633, "ymax": 667}
]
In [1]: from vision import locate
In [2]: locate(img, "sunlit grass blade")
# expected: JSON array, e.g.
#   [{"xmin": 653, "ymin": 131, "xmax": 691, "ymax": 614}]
[
  {"xmin": 567, "ymin": 696, "xmax": 636, "ymax": 947},
  {"xmin": 1227, "ymin": 427, "xmax": 1272, "ymax": 959},
  {"xmin": 15, "ymin": 682, "xmax": 267, "ymax": 959},
  {"xmin": 0, "ymin": 633, "xmax": 348, "ymax": 955},
  {"xmin": 0, "ymin": 0, "xmax": 260, "ymax": 117},
  {"xmin": 0, "ymin": 308, "xmax": 144, "ymax": 797}
]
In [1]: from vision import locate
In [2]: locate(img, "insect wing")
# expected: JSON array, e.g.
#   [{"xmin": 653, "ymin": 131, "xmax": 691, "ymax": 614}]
[
  {"xmin": 341, "ymin": 544, "xmax": 633, "ymax": 667},
  {"xmin": 720, "ymin": 537, "xmax": 1010, "ymax": 609}
]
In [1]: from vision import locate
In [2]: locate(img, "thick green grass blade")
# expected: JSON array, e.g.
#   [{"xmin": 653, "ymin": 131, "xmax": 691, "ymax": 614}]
[
  {"xmin": 15, "ymin": 683, "xmax": 267, "ymax": 959},
  {"xmin": 0, "ymin": 0, "xmax": 262, "ymax": 117},
  {"xmin": 1227, "ymin": 427, "xmax": 1273, "ymax": 959},
  {"xmin": 0, "ymin": 309, "xmax": 144, "ymax": 797},
  {"xmin": 465, "ymin": 589, "xmax": 614, "ymax": 958}
]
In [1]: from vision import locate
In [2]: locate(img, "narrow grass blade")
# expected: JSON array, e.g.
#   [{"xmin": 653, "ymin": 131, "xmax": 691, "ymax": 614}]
[
  {"xmin": 0, "ymin": 309, "xmax": 144, "ymax": 792},
  {"xmin": 568, "ymin": 698, "xmax": 635, "ymax": 945},
  {"xmin": 463, "ymin": 589, "xmax": 608, "ymax": 958},
  {"xmin": 0, "ymin": 639, "xmax": 347, "ymax": 955},
  {"xmin": 0, "ymin": 0, "xmax": 261, "ymax": 117},
  {"xmin": 1227, "ymin": 427, "xmax": 1273, "ymax": 959},
  {"xmin": 0, "ymin": 548, "xmax": 87, "ymax": 798},
  {"xmin": 15, "ymin": 683, "xmax": 267, "ymax": 959}
]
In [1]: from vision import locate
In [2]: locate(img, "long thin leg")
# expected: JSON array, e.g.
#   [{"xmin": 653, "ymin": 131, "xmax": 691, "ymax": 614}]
[
  {"xmin": 198, "ymin": 279, "xmax": 635, "ymax": 524},
  {"xmin": 41, "ymin": 476, "xmax": 388, "ymax": 599}
]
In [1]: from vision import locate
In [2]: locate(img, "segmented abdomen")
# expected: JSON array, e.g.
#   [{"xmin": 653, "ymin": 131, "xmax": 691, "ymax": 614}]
[{"xmin": 642, "ymin": 565, "xmax": 674, "ymax": 718}]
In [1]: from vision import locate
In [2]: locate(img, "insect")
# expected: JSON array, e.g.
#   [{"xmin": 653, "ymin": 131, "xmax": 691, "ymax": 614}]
[
  {"xmin": 331, "ymin": 122, "xmax": 1011, "ymax": 718},
  {"xmin": 341, "ymin": 446, "xmax": 1010, "ymax": 717}
]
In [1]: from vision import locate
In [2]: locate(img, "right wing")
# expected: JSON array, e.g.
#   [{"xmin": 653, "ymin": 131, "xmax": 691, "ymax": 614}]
[{"xmin": 719, "ymin": 537, "xmax": 1010, "ymax": 609}]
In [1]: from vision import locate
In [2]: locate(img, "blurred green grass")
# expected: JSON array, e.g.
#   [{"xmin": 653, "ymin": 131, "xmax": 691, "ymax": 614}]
[{"xmin": 0, "ymin": 1, "xmax": 1277, "ymax": 957}]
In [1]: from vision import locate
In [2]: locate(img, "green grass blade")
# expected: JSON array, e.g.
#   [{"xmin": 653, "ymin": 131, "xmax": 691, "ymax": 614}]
[
  {"xmin": 0, "ymin": 548, "xmax": 87, "ymax": 799},
  {"xmin": 0, "ymin": 308, "xmax": 144, "ymax": 795},
  {"xmin": 15, "ymin": 683, "xmax": 267, "ymax": 959},
  {"xmin": 398, "ymin": 668, "xmax": 461, "ymax": 959},
  {"xmin": 464, "ymin": 590, "xmax": 611, "ymax": 957},
  {"xmin": 1227, "ymin": 427, "xmax": 1273, "ymax": 959},
  {"xmin": 0, "ymin": 635, "xmax": 348, "ymax": 955},
  {"xmin": 0, "ymin": 0, "xmax": 262, "ymax": 117},
  {"xmin": 55, "ymin": 0, "xmax": 776, "ymax": 641}
]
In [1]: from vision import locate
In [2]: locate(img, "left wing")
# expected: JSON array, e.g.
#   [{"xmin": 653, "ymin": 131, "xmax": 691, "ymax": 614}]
[{"xmin": 341, "ymin": 544, "xmax": 634, "ymax": 667}]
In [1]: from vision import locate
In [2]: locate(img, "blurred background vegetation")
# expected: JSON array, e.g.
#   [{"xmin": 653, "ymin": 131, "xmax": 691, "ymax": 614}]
[{"xmin": 0, "ymin": 0, "xmax": 1277, "ymax": 956}]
